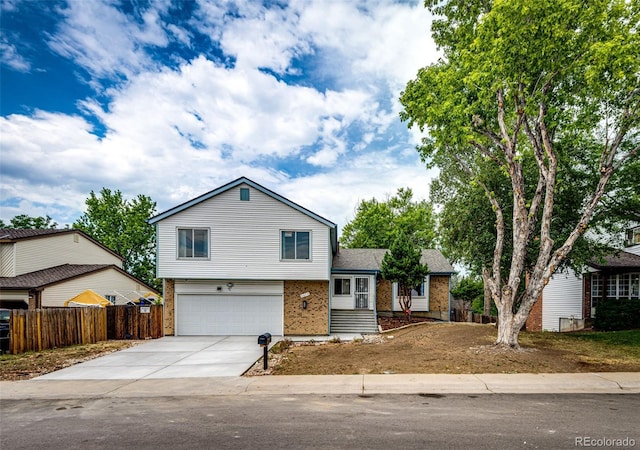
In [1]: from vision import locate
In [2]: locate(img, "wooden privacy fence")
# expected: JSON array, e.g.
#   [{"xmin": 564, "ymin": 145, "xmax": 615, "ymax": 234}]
[
  {"xmin": 8, "ymin": 305, "xmax": 163, "ymax": 354},
  {"xmin": 106, "ymin": 305, "xmax": 163, "ymax": 340},
  {"xmin": 9, "ymin": 307, "xmax": 107, "ymax": 354},
  {"xmin": 451, "ymin": 308, "xmax": 497, "ymax": 324}
]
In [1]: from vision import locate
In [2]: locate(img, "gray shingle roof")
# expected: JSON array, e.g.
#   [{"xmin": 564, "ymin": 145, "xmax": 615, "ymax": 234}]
[
  {"xmin": 332, "ymin": 248, "xmax": 455, "ymax": 274},
  {"xmin": 589, "ymin": 251, "xmax": 640, "ymax": 271},
  {"xmin": 0, "ymin": 264, "xmax": 114, "ymax": 289},
  {"xmin": 0, "ymin": 229, "xmax": 69, "ymax": 240}
]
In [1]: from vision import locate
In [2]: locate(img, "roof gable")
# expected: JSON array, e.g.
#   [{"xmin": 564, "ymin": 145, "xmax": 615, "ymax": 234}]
[
  {"xmin": 149, "ymin": 177, "xmax": 336, "ymax": 228},
  {"xmin": 0, "ymin": 228, "xmax": 124, "ymax": 261}
]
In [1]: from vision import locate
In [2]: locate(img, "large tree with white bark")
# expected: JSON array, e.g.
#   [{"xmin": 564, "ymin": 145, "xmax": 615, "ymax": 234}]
[{"xmin": 400, "ymin": 0, "xmax": 639, "ymax": 347}]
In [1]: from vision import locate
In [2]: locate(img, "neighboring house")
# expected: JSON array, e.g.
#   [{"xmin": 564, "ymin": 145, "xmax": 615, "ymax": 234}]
[
  {"xmin": 0, "ymin": 229, "xmax": 159, "ymax": 308},
  {"xmin": 149, "ymin": 177, "xmax": 454, "ymax": 336},
  {"xmin": 526, "ymin": 223, "xmax": 640, "ymax": 332}
]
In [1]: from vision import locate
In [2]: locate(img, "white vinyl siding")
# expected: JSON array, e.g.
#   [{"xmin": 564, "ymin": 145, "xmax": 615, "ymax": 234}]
[
  {"xmin": 157, "ymin": 185, "xmax": 331, "ymax": 280},
  {"xmin": 13, "ymin": 233, "xmax": 122, "ymax": 276},
  {"xmin": 0, "ymin": 290, "xmax": 29, "ymax": 304},
  {"xmin": 330, "ymin": 275, "xmax": 374, "ymax": 310},
  {"xmin": 174, "ymin": 280, "xmax": 284, "ymax": 296},
  {"xmin": 541, "ymin": 271, "xmax": 584, "ymax": 332},
  {"xmin": 40, "ymin": 269, "xmax": 144, "ymax": 307},
  {"xmin": 0, "ymin": 243, "xmax": 15, "ymax": 277}
]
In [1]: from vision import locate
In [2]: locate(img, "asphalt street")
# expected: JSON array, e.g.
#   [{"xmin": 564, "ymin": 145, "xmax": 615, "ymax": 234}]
[{"xmin": 2, "ymin": 393, "xmax": 639, "ymax": 449}]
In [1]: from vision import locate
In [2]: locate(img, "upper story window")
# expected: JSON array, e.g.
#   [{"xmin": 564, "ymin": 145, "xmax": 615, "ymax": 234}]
[
  {"xmin": 334, "ymin": 278, "xmax": 351, "ymax": 295},
  {"xmin": 240, "ymin": 188, "xmax": 250, "ymax": 201},
  {"xmin": 629, "ymin": 227, "xmax": 640, "ymax": 245},
  {"xmin": 178, "ymin": 228, "xmax": 209, "ymax": 259},
  {"xmin": 281, "ymin": 230, "xmax": 310, "ymax": 260}
]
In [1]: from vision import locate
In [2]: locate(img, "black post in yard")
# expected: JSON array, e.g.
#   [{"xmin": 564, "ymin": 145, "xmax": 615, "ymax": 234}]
[
  {"xmin": 258, "ymin": 333, "xmax": 272, "ymax": 371},
  {"xmin": 263, "ymin": 345, "xmax": 268, "ymax": 370}
]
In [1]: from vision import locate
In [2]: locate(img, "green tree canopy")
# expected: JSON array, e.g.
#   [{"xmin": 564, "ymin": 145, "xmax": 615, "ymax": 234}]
[
  {"xmin": 400, "ymin": 0, "xmax": 639, "ymax": 347},
  {"xmin": 341, "ymin": 187, "xmax": 436, "ymax": 249},
  {"xmin": 74, "ymin": 188, "xmax": 158, "ymax": 290},
  {"xmin": 380, "ymin": 233, "xmax": 430, "ymax": 320},
  {"xmin": 0, "ymin": 214, "xmax": 58, "ymax": 229}
]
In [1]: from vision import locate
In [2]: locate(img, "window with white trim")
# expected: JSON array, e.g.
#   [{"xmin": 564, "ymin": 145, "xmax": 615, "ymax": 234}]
[
  {"xmin": 104, "ymin": 295, "xmax": 116, "ymax": 305},
  {"xmin": 334, "ymin": 278, "xmax": 351, "ymax": 295},
  {"xmin": 281, "ymin": 231, "xmax": 310, "ymax": 260},
  {"xmin": 178, "ymin": 228, "xmax": 209, "ymax": 258},
  {"xmin": 594, "ymin": 272, "xmax": 640, "ymax": 301}
]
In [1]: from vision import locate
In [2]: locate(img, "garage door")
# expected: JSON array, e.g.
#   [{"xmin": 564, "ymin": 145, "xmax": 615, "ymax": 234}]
[{"xmin": 177, "ymin": 294, "xmax": 283, "ymax": 335}]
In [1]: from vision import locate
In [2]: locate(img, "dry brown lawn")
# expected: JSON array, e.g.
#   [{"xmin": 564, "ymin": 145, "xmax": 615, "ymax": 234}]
[{"xmin": 269, "ymin": 323, "xmax": 640, "ymax": 375}]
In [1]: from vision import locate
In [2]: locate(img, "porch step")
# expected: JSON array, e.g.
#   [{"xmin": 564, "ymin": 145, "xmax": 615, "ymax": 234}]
[{"xmin": 330, "ymin": 309, "xmax": 379, "ymax": 334}]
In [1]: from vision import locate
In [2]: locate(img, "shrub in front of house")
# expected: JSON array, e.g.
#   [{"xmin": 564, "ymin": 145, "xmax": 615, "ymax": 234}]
[{"xmin": 594, "ymin": 298, "xmax": 640, "ymax": 331}]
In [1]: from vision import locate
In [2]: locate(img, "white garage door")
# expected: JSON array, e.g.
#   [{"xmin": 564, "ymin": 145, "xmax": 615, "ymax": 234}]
[{"xmin": 177, "ymin": 294, "xmax": 283, "ymax": 335}]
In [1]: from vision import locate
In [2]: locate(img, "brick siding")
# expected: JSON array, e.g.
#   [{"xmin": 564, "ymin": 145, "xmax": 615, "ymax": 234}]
[
  {"xmin": 283, "ymin": 280, "xmax": 329, "ymax": 335},
  {"xmin": 376, "ymin": 278, "xmax": 393, "ymax": 312},
  {"xmin": 163, "ymin": 278, "xmax": 175, "ymax": 336},
  {"xmin": 526, "ymin": 295, "xmax": 543, "ymax": 332}
]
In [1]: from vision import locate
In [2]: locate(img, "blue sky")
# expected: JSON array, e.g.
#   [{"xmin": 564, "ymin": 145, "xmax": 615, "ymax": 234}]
[{"xmin": 1, "ymin": 0, "xmax": 439, "ymax": 230}]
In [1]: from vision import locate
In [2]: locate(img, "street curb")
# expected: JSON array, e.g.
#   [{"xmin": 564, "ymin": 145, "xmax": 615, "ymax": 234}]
[{"xmin": 1, "ymin": 372, "xmax": 639, "ymax": 400}]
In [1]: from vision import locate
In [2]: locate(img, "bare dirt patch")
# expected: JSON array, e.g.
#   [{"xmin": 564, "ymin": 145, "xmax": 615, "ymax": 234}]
[
  {"xmin": 377, "ymin": 315, "xmax": 433, "ymax": 331},
  {"xmin": 267, "ymin": 323, "xmax": 640, "ymax": 375},
  {"xmin": 0, "ymin": 340, "xmax": 142, "ymax": 381}
]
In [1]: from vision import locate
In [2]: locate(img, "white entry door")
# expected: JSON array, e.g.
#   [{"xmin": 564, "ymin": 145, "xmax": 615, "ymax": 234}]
[{"xmin": 354, "ymin": 277, "xmax": 369, "ymax": 309}]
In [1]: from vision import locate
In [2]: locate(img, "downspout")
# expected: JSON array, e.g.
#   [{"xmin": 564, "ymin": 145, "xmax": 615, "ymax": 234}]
[
  {"xmin": 327, "ymin": 229, "xmax": 333, "ymax": 335},
  {"xmin": 373, "ymin": 272, "xmax": 378, "ymax": 331}
]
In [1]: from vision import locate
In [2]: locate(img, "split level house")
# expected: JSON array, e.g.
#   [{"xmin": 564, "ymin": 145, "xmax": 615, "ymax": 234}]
[
  {"xmin": 527, "ymin": 223, "xmax": 640, "ymax": 332},
  {"xmin": 149, "ymin": 177, "xmax": 455, "ymax": 336},
  {"xmin": 0, "ymin": 229, "xmax": 159, "ymax": 309}
]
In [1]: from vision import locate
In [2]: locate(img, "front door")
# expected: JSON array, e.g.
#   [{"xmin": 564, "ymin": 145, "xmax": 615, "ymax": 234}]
[{"xmin": 355, "ymin": 277, "xmax": 369, "ymax": 309}]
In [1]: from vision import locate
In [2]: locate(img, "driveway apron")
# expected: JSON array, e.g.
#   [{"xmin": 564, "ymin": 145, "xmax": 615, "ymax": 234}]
[{"xmin": 36, "ymin": 336, "xmax": 273, "ymax": 380}]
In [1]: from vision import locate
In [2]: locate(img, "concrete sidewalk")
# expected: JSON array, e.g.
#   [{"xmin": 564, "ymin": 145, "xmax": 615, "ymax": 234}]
[{"xmin": 1, "ymin": 372, "xmax": 639, "ymax": 400}]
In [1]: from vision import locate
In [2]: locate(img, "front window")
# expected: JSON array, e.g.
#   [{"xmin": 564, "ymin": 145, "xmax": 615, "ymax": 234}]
[
  {"xmin": 178, "ymin": 228, "xmax": 209, "ymax": 258},
  {"xmin": 281, "ymin": 231, "xmax": 310, "ymax": 260},
  {"xmin": 104, "ymin": 295, "xmax": 116, "ymax": 305},
  {"xmin": 398, "ymin": 282, "xmax": 425, "ymax": 297},
  {"xmin": 598, "ymin": 273, "xmax": 640, "ymax": 300},
  {"xmin": 631, "ymin": 274, "xmax": 640, "ymax": 298},
  {"xmin": 334, "ymin": 278, "xmax": 351, "ymax": 295}
]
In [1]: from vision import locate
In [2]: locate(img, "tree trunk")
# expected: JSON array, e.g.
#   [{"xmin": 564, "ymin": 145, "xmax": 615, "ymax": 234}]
[
  {"xmin": 495, "ymin": 308, "xmax": 521, "ymax": 348},
  {"xmin": 482, "ymin": 268, "xmax": 492, "ymax": 316}
]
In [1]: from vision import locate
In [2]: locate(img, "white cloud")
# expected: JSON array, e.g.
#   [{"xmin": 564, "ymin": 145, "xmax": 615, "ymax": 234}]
[
  {"xmin": 1, "ymin": 0, "xmax": 441, "ymax": 232},
  {"xmin": 47, "ymin": 0, "xmax": 171, "ymax": 80},
  {"xmin": 0, "ymin": 37, "xmax": 31, "ymax": 72}
]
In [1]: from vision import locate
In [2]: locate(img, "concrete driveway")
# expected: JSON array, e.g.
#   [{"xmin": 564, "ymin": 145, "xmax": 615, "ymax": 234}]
[{"xmin": 36, "ymin": 336, "xmax": 276, "ymax": 380}]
